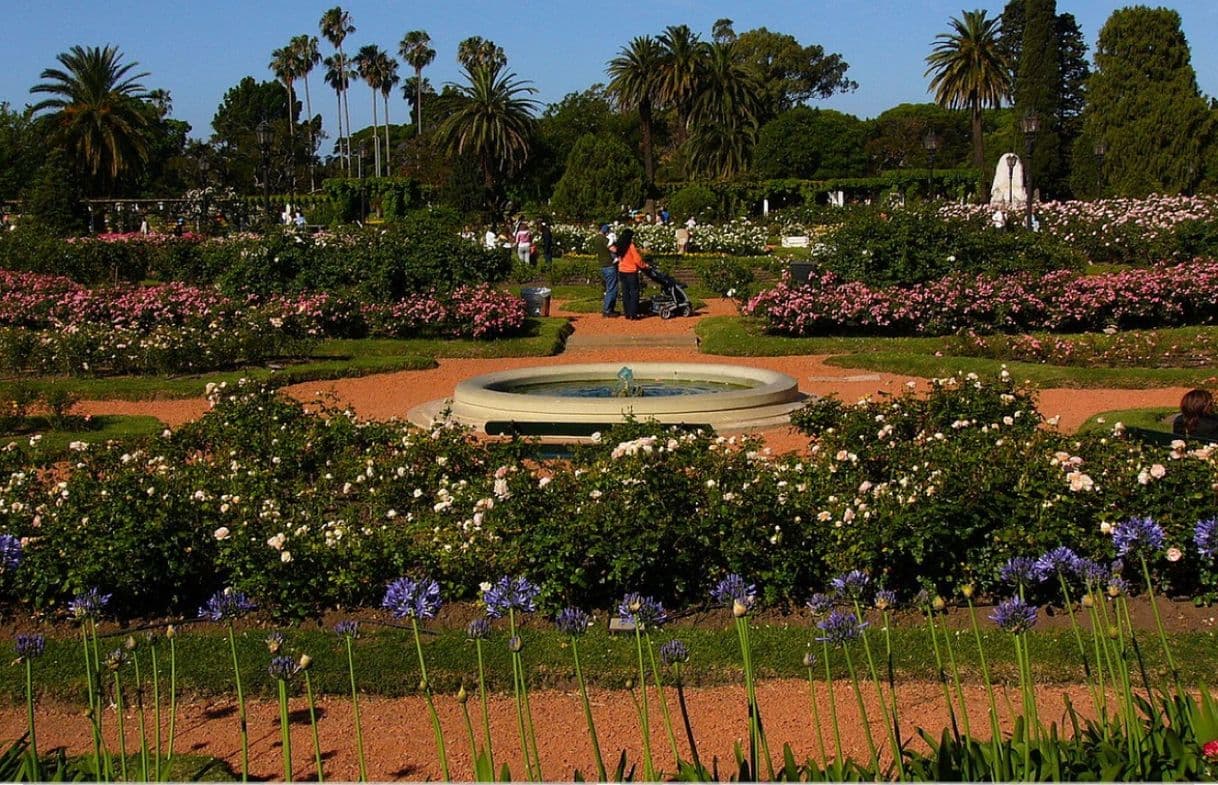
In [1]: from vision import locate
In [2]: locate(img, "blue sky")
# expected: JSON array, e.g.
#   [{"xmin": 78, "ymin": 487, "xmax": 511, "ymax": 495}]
[{"xmin": 3, "ymin": 1, "xmax": 1216, "ymax": 141}]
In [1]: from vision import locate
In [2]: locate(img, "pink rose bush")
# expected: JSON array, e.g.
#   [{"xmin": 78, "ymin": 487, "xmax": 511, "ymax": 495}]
[{"xmin": 747, "ymin": 258, "xmax": 1218, "ymax": 336}]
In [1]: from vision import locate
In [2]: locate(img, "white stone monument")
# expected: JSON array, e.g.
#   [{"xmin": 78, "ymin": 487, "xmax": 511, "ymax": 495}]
[{"xmin": 990, "ymin": 153, "xmax": 1027, "ymax": 207}]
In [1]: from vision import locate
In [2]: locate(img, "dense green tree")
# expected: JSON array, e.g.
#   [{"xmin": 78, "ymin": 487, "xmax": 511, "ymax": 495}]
[
  {"xmin": 865, "ymin": 103, "xmax": 970, "ymax": 171},
  {"xmin": 732, "ymin": 26, "xmax": 857, "ymax": 119},
  {"xmin": 925, "ymin": 10, "xmax": 1011, "ymax": 170},
  {"xmin": 291, "ymin": 35, "xmax": 321, "ymax": 189},
  {"xmin": 211, "ymin": 76, "xmax": 298, "ymax": 193},
  {"xmin": 319, "ymin": 7, "xmax": 355, "ymax": 174},
  {"xmin": 323, "ymin": 53, "xmax": 354, "ymax": 163},
  {"xmin": 754, "ymin": 107, "xmax": 866, "ymax": 179},
  {"xmin": 657, "ymin": 25, "xmax": 706, "ymax": 139},
  {"xmin": 269, "ymin": 44, "xmax": 299, "ymax": 186},
  {"xmin": 25, "ymin": 151, "xmax": 84, "ymax": 233},
  {"xmin": 29, "ymin": 45, "xmax": 154, "ymax": 195},
  {"xmin": 354, "ymin": 44, "xmax": 389, "ymax": 176},
  {"xmin": 1014, "ymin": 0, "xmax": 1063, "ymax": 198},
  {"xmin": 998, "ymin": 1, "xmax": 1089, "ymax": 125},
  {"xmin": 1076, "ymin": 6, "xmax": 1213, "ymax": 197},
  {"xmin": 608, "ymin": 36, "xmax": 665, "ymax": 194},
  {"xmin": 551, "ymin": 133, "xmax": 643, "ymax": 220},
  {"xmin": 686, "ymin": 41, "xmax": 763, "ymax": 179},
  {"xmin": 0, "ymin": 103, "xmax": 42, "ymax": 200},
  {"xmin": 438, "ymin": 63, "xmax": 538, "ymax": 201},
  {"xmin": 400, "ymin": 30, "xmax": 436, "ymax": 134}
]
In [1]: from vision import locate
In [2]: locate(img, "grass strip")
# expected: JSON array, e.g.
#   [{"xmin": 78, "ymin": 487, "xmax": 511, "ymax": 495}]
[
  {"xmin": 4, "ymin": 622, "xmax": 1215, "ymax": 703},
  {"xmin": 1, "ymin": 415, "xmax": 164, "ymax": 459}
]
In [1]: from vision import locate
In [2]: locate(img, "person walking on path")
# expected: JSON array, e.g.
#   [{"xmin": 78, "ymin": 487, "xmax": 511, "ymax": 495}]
[
  {"xmin": 613, "ymin": 228, "xmax": 648, "ymax": 320},
  {"xmin": 539, "ymin": 220, "xmax": 554, "ymax": 269},
  {"xmin": 514, "ymin": 221, "xmax": 533, "ymax": 266},
  {"xmin": 594, "ymin": 224, "xmax": 619, "ymax": 317}
]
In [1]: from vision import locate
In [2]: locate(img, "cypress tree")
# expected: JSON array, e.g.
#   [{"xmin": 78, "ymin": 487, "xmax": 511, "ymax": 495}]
[
  {"xmin": 1075, "ymin": 6, "xmax": 1213, "ymax": 197},
  {"xmin": 1015, "ymin": 0, "xmax": 1062, "ymax": 198}
]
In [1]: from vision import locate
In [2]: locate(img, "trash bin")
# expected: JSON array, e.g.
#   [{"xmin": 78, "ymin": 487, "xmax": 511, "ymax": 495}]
[
  {"xmin": 789, "ymin": 262, "xmax": 816, "ymax": 286},
  {"xmin": 520, "ymin": 286, "xmax": 552, "ymax": 317}
]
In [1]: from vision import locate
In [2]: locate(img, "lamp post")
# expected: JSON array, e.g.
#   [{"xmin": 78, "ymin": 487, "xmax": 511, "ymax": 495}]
[
  {"xmin": 923, "ymin": 130, "xmax": 940, "ymax": 200},
  {"xmin": 358, "ymin": 141, "xmax": 368, "ymax": 221},
  {"xmin": 1006, "ymin": 154, "xmax": 1017, "ymax": 210},
  {"xmin": 197, "ymin": 159, "xmax": 210, "ymax": 234},
  {"xmin": 1020, "ymin": 112, "xmax": 1040, "ymax": 230},
  {"xmin": 255, "ymin": 121, "xmax": 273, "ymax": 228},
  {"xmin": 1093, "ymin": 140, "xmax": 1106, "ymax": 196}
]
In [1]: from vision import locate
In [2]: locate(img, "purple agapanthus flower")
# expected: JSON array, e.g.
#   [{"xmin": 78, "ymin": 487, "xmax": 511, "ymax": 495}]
[
  {"xmin": 710, "ymin": 574, "xmax": 757, "ymax": 611},
  {"xmin": 466, "ymin": 618, "xmax": 491, "ymax": 640},
  {"xmin": 15, "ymin": 634, "xmax": 44, "ymax": 660},
  {"xmin": 1112, "ymin": 516, "xmax": 1165, "ymax": 558},
  {"xmin": 268, "ymin": 655, "xmax": 297, "ymax": 681},
  {"xmin": 830, "ymin": 570, "xmax": 871, "ymax": 602},
  {"xmin": 199, "ymin": 588, "xmax": 256, "ymax": 622},
  {"xmin": 989, "ymin": 597, "xmax": 1038, "ymax": 634},
  {"xmin": 659, "ymin": 639, "xmax": 689, "ymax": 666},
  {"xmin": 999, "ymin": 556, "xmax": 1040, "ymax": 589},
  {"xmin": 0, "ymin": 534, "xmax": 21, "ymax": 573},
  {"xmin": 483, "ymin": 576, "xmax": 539, "ymax": 619},
  {"xmin": 874, "ymin": 589, "xmax": 898, "ymax": 611},
  {"xmin": 1072, "ymin": 557, "xmax": 1111, "ymax": 585},
  {"xmin": 1035, "ymin": 547, "xmax": 1080, "ymax": 581},
  {"xmin": 1195, "ymin": 519, "xmax": 1218, "ymax": 559},
  {"xmin": 265, "ymin": 631, "xmax": 285, "ymax": 653},
  {"xmin": 806, "ymin": 592, "xmax": 835, "ymax": 616},
  {"xmin": 333, "ymin": 620, "xmax": 359, "ymax": 638},
  {"xmin": 815, "ymin": 609, "xmax": 867, "ymax": 646},
  {"xmin": 618, "ymin": 592, "xmax": 667, "ymax": 629},
  {"xmin": 555, "ymin": 607, "xmax": 590, "ymax": 637},
  {"xmin": 69, "ymin": 587, "xmax": 112, "ymax": 621},
  {"xmin": 1107, "ymin": 576, "xmax": 1130, "ymax": 597},
  {"xmin": 382, "ymin": 577, "xmax": 442, "ymax": 620}
]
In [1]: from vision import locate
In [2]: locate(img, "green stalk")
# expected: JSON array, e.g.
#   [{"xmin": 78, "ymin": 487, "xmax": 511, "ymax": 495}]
[
  {"xmin": 881, "ymin": 609, "xmax": 902, "ymax": 759},
  {"xmin": 805, "ymin": 663, "xmax": 828, "ymax": 765},
  {"xmin": 852, "ymin": 601, "xmax": 901, "ymax": 777},
  {"xmin": 571, "ymin": 637, "xmax": 607, "ymax": 781},
  {"xmin": 674, "ymin": 670, "xmax": 702, "ymax": 774},
  {"xmin": 1111, "ymin": 595, "xmax": 1145, "ymax": 759},
  {"xmin": 150, "ymin": 638, "xmax": 162, "ymax": 781},
  {"xmin": 939, "ymin": 615, "xmax": 972, "ymax": 739},
  {"xmin": 114, "ymin": 670, "xmax": 129, "ymax": 782},
  {"xmin": 823, "ymin": 641, "xmax": 844, "ymax": 765},
  {"xmin": 508, "ymin": 610, "xmax": 540, "ymax": 780},
  {"xmin": 646, "ymin": 636, "xmax": 681, "ymax": 769},
  {"xmin": 133, "ymin": 648, "xmax": 150, "ymax": 781},
  {"xmin": 633, "ymin": 625, "xmax": 657, "ymax": 781},
  {"xmin": 304, "ymin": 670, "xmax": 324, "ymax": 782},
  {"xmin": 24, "ymin": 657, "xmax": 39, "ymax": 782},
  {"xmin": 739, "ymin": 618, "xmax": 774, "ymax": 779},
  {"xmin": 410, "ymin": 617, "xmax": 451, "ymax": 781},
  {"xmin": 966, "ymin": 598, "xmax": 1005, "ymax": 778},
  {"xmin": 1080, "ymin": 594, "xmax": 1110, "ymax": 733},
  {"xmin": 226, "ymin": 621, "xmax": 249, "ymax": 782},
  {"xmin": 459, "ymin": 694, "xmax": 479, "ymax": 776},
  {"xmin": 842, "ymin": 646, "xmax": 879, "ymax": 775},
  {"xmin": 1057, "ymin": 575, "xmax": 1101, "ymax": 715},
  {"xmin": 167, "ymin": 630, "xmax": 177, "ymax": 763},
  {"xmin": 89, "ymin": 621, "xmax": 113, "ymax": 782},
  {"xmin": 1140, "ymin": 555, "xmax": 1179, "ymax": 684},
  {"xmin": 924, "ymin": 606, "xmax": 959, "ymax": 734},
  {"xmin": 474, "ymin": 638, "xmax": 494, "ymax": 773},
  {"xmin": 277, "ymin": 677, "xmax": 293, "ymax": 782},
  {"xmin": 81, "ymin": 629, "xmax": 103, "ymax": 775},
  {"xmin": 343, "ymin": 636, "xmax": 367, "ymax": 782}
]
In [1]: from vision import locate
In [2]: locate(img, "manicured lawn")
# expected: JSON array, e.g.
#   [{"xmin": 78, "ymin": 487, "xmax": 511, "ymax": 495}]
[
  {"xmin": 2, "ymin": 414, "xmax": 164, "ymax": 458},
  {"xmin": 1078, "ymin": 407, "xmax": 1176, "ymax": 434},
  {"xmin": 0, "ymin": 318, "xmax": 571, "ymax": 401}
]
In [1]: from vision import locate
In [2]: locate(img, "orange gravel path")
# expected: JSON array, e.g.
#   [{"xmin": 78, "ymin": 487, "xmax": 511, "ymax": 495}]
[{"xmin": 77, "ymin": 298, "xmax": 1190, "ymax": 444}]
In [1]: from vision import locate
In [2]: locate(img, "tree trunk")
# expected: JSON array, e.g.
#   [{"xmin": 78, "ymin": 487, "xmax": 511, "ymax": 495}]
[
  {"xmin": 383, "ymin": 94, "xmax": 391, "ymax": 175},
  {"xmin": 340, "ymin": 49, "xmax": 352, "ymax": 177},
  {"xmin": 971, "ymin": 104, "xmax": 984, "ymax": 170},
  {"xmin": 640, "ymin": 98, "xmax": 655, "ymax": 194},
  {"xmin": 415, "ymin": 66, "xmax": 424, "ymax": 134},
  {"xmin": 335, "ymin": 89, "xmax": 343, "ymax": 175},
  {"xmin": 303, "ymin": 74, "xmax": 315, "ymax": 191},
  {"xmin": 285, "ymin": 81, "xmax": 297, "ymax": 195},
  {"xmin": 370, "ymin": 89, "xmax": 381, "ymax": 177}
]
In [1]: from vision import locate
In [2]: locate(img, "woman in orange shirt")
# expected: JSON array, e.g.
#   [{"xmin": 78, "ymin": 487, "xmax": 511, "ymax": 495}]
[{"xmin": 613, "ymin": 229, "xmax": 648, "ymax": 320}]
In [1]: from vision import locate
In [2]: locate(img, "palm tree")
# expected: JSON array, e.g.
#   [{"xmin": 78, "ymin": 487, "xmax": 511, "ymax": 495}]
[
  {"xmin": 147, "ymin": 88, "xmax": 172, "ymax": 119},
  {"xmin": 438, "ymin": 62, "xmax": 539, "ymax": 194},
  {"xmin": 29, "ymin": 44, "xmax": 153, "ymax": 192},
  {"xmin": 355, "ymin": 44, "xmax": 385, "ymax": 177},
  {"xmin": 377, "ymin": 52, "xmax": 400, "ymax": 175},
  {"xmin": 320, "ymin": 6, "xmax": 355, "ymax": 174},
  {"xmin": 269, "ymin": 46, "xmax": 298, "ymax": 145},
  {"xmin": 657, "ymin": 24, "xmax": 707, "ymax": 138},
  {"xmin": 456, "ymin": 37, "xmax": 506, "ymax": 72},
  {"xmin": 607, "ymin": 35, "xmax": 664, "ymax": 193},
  {"xmin": 291, "ymin": 35, "xmax": 321, "ymax": 189},
  {"xmin": 924, "ymin": 9, "xmax": 1010, "ymax": 169},
  {"xmin": 687, "ymin": 40, "xmax": 763, "ymax": 179},
  {"xmin": 323, "ymin": 54, "xmax": 353, "ymax": 168},
  {"xmin": 399, "ymin": 30, "xmax": 436, "ymax": 134}
]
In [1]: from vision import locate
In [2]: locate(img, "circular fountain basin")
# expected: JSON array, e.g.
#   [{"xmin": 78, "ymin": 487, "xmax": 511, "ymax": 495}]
[{"xmin": 409, "ymin": 363, "xmax": 807, "ymax": 440}]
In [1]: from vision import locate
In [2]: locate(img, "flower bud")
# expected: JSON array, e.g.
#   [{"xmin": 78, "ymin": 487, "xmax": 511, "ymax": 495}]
[
  {"xmin": 507, "ymin": 635, "xmax": 523, "ymax": 653},
  {"xmin": 1108, "ymin": 625, "xmax": 1120, "ymax": 640},
  {"xmin": 1107, "ymin": 584, "xmax": 1121, "ymax": 598},
  {"xmin": 165, "ymin": 624, "xmax": 176, "ymax": 639},
  {"xmin": 932, "ymin": 595, "xmax": 946, "ymax": 612},
  {"xmin": 456, "ymin": 684, "xmax": 468, "ymax": 704},
  {"xmin": 124, "ymin": 635, "xmax": 137, "ymax": 651},
  {"xmin": 624, "ymin": 678, "xmax": 635, "ymax": 690},
  {"xmin": 418, "ymin": 678, "xmax": 429, "ymax": 692},
  {"xmin": 802, "ymin": 652, "xmax": 817, "ymax": 668},
  {"xmin": 732, "ymin": 599, "xmax": 749, "ymax": 618},
  {"xmin": 298, "ymin": 654, "xmax": 312, "ymax": 671},
  {"xmin": 1081, "ymin": 594, "xmax": 1094, "ymax": 608},
  {"xmin": 960, "ymin": 584, "xmax": 974, "ymax": 599}
]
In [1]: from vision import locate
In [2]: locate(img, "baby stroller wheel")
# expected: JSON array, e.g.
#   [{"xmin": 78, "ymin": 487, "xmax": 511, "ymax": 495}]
[
  {"xmin": 680, "ymin": 304, "xmax": 692, "ymax": 317},
  {"xmin": 660, "ymin": 306, "xmax": 674, "ymax": 320}
]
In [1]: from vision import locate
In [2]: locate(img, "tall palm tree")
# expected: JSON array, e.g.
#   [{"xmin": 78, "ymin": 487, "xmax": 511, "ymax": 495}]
[
  {"xmin": 607, "ymin": 35, "xmax": 664, "ymax": 193},
  {"xmin": 355, "ymin": 44, "xmax": 385, "ymax": 177},
  {"xmin": 438, "ymin": 62, "xmax": 539, "ymax": 194},
  {"xmin": 29, "ymin": 44, "xmax": 153, "ymax": 192},
  {"xmin": 323, "ymin": 53, "xmax": 353, "ymax": 168},
  {"xmin": 924, "ymin": 9, "xmax": 1010, "ymax": 169},
  {"xmin": 456, "ymin": 37, "xmax": 506, "ymax": 72},
  {"xmin": 291, "ymin": 34, "xmax": 321, "ymax": 189},
  {"xmin": 320, "ymin": 6, "xmax": 355, "ymax": 174},
  {"xmin": 657, "ymin": 24, "xmax": 707, "ymax": 139},
  {"xmin": 147, "ymin": 88, "xmax": 172, "ymax": 119},
  {"xmin": 269, "ymin": 45, "xmax": 298, "ymax": 146},
  {"xmin": 687, "ymin": 40, "xmax": 763, "ymax": 179},
  {"xmin": 377, "ymin": 52, "xmax": 400, "ymax": 175},
  {"xmin": 399, "ymin": 30, "xmax": 436, "ymax": 134}
]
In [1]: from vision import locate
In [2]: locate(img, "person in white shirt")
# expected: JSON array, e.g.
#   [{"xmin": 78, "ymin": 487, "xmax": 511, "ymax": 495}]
[{"xmin": 484, "ymin": 228, "xmax": 499, "ymax": 249}]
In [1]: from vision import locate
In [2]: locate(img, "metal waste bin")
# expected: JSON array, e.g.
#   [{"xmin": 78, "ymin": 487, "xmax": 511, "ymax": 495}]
[
  {"xmin": 789, "ymin": 262, "xmax": 816, "ymax": 286},
  {"xmin": 520, "ymin": 286, "xmax": 552, "ymax": 317}
]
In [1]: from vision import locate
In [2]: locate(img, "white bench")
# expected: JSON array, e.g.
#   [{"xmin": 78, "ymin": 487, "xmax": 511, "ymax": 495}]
[{"xmin": 781, "ymin": 236, "xmax": 811, "ymax": 248}]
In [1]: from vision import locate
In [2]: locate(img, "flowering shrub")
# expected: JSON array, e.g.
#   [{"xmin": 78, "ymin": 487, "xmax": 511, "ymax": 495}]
[
  {"xmin": 1, "ymin": 374, "xmax": 1217, "ymax": 618},
  {"xmin": 550, "ymin": 219, "xmax": 768, "ymax": 256},
  {"xmin": 944, "ymin": 328, "xmax": 1218, "ymax": 368},
  {"xmin": 747, "ymin": 258, "xmax": 1218, "ymax": 336}
]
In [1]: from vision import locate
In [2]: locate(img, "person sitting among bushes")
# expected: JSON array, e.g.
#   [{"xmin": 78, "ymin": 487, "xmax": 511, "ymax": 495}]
[{"xmin": 1173, "ymin": 388, "xmax": 1218, "ymax": 439}]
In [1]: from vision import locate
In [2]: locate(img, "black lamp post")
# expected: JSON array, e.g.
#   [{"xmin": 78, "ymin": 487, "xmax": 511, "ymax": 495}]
[
  {"xmin": 923, "ymin": 130, "xmax": 940, "ymax": 200},
  {"xmin": 1006, "ymin": 154, "xmax": 1017, "ymax": 211},
  {"xmin": 255, "ymin": 120, "xmax": 273, "ymax": 227},
  {"xmin": 197, "ymin": 159, "xmax": 210, "ymax": 234},
  {"xmin": 358, "ymin": 141, "xmax": 368, "ymax": 220},
  {"xmin": 1020, "ymin": 112, "xmax": 1040, "ymax": 230},
  {"xmin": 1093, "ymin": 139, "xmax": 1106, "ymax": 191}
]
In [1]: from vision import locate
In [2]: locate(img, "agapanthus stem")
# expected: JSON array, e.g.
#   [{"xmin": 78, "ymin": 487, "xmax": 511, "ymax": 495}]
[
  {"xmin": 24, "ymin": 658, "xmax": 39, "ymax": 781},
  {"xmin": 571, "ymin": 638, "xmax": 607, "ymax": 781},
  {"xmin": 114, "ymin": 671, "xmax": 129, "ymax": 782},
  {"xmin": 881, "ymin": 610, "xmax": 902, "ymax": 760},
  {"xmin": 226, "ymin": 621, "xmax": 249, "ymax": 782},
  {"xmin": 924, "ymin": 605, "xmax": 959, "ymax": 736},
  {"xmin": 966, "ymin": 598, "xmax": 1004, "ymax": 776},
  {"xmin": 410, "ymin": 617, "xmax": 450, "ymax": 781},
  {"xmin": 853, "ymin": 600, "xmax": 902, "ymax": 777},
  {"xmin": 304, "ymin": 670, "xmax": 324, "ymax": 782},
  {"xmin": 633, "ymin": 625, "xmax": 656, "ymax": 781},
  {"xmin": 939, "ymin": 612, "xmax": 971, "ymax": 739},
  {"xmin": 675, "ymin": 674, "xmax": 702, "ymax": 773},
  {"xmin": 822, "ymin": 641, "xmax": 844, "ymax": 765},
  {"xmin": 344, "ymin": 636, "xmax": 367, "ymax": 782},
  {"xmin": 508, "ymin": 610, "xmax": 539, "ymax": 780},
  {"xmin": 133, "ymin": 649, "xmax": 150, "ymax": 781},
  {"xmin": 88, "ymin": 620, "xmax": 112, "ymax": 781},
  {"xmin": 167, "ymin": 633, "xmax": 177, "ymax": 763},
  {"xmin": 842, "ymin": 647, "xmax": 879, "ymax": 775},
  {"xmin": 805, "ymin": 665, "xmax": 827, "ymax": 765},
  {"xmin": 474, "ymin": 639, "xmax": 494, "ymax": 772},
  {"xmin": 277, "ymin": 678, "xmax": 293, "ymax": 782},
  {"xmin": 1140, "ymin": 555, "xmax": 1179, "ymax": 684},
  {"xmin": 645, "ymin": 633, "xmax": 682, "ymax": 768},
  {"xmin": 150, "ymin": 639, "xmax": 162, "ymax": 781},
  {"xmin": 1057, "ymin": 575, "xmax": 1100, "ymax": 716},
  {"xmin": 460, "ymin": 696, "xmax": 479, "ymax": 774}
]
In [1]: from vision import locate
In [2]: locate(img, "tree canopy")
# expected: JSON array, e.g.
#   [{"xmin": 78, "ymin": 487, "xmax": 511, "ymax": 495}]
[
  {"xmin": 753, "ymin": 107, "xmax": 867, "ymax": 179},
  {"xmin": 550, "ymin": 132, "xmax": 643, "ymax": 220}
]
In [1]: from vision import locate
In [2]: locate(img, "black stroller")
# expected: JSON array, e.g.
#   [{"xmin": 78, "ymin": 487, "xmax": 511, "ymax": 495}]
[{"xmin": 643, "ymin": 266, "xmax": 693, "ymax": 319}]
